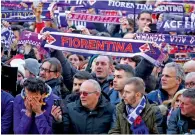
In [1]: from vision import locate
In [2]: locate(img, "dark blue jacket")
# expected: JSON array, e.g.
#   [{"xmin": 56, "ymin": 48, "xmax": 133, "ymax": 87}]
[
  {"xmin": 167, "ymin": 108, "xmax": 195, "ymax": 134},
  {"xmin": 1, "ymin": 90, "xmax": 14, "ymax": 134},
  {"xmin": 13, "ymin": 85, "xmax": 59, "ymax": 134},
  {"xmin": 108, "ymin": 88, "xmax": 121, "ymax": 106},
  {"xmin": 53, "ymin": 95, "xmax": 115, "ymax": 134},
  {"xmin": 147, "ymin": 84, "xmax": 184, "ymax": 105}
]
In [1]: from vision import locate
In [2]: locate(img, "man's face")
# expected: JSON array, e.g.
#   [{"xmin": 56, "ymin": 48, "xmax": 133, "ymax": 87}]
[
  {"xmin": 25, "ymin": 88, "xmax": 41, "ymax": 101},
  {"xmin": 180, "ymin": 96, "xmax": 195, "ymax": 117},
  {"xmin": 113, "ymin": 69, "xmax": 131, "ymax": 91},
  {"xmin": 120, "ymin": 58, "xmax": 136, "ymax": 68},
  {"xmin": 80, "ymin": 82, "xmax": 100, "ymax": 109},
  {"xmin": 95, "ymin": 56, "xmax": 111, "ymax": 80},
  {"xmin": 123, "ymin": 84, "xmax": 139, "ymax": 107},
  {"xmin": 73, "ymin": 78, "xmax": 86, "ymax": 93},
  {"xmin": 25, "ymin": 69, "xmax": 31, "ymax": 78},
  {"xmin": 161, "ymin": 67, "xmax": 180, "ymax": 91},
  {"xmin": 175, "ymin": 53, "xmax": 188, "ymax": 59},
  {"xmin": 137, "ymin": 13, "xmax": 152, "ymax": 30},
  {"xmin": 39, "ymin": 61, "xmax": 58, "ymax": 81},
  {"xmin": 185, "ymin": 75, "xmax": 195, "ymax": 89},
  {"xmin": 68, "ymin": 54, "xmax": 80, "ymax": 69}
]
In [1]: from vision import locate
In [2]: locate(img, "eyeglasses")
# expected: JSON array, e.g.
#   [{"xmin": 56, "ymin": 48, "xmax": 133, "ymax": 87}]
[
  {"xmin": 40, "ymin": 67, "xmax": 56, "ymax": 73},
  {"xmin": 79, "ymin": 91, "xmax": 97, "ymax": 96},
  {"xmin": 185, "ymin": 82, "xmax": 195, "ymax": 88}
]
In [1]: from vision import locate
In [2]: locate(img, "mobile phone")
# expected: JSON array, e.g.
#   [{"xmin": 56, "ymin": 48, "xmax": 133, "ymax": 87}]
[
  {"xmin": 54, "ymin": 99, "xmax": 62, "ymax": 107},
  {"xmin": 149, "ymin": 24, "xmax": 157, "ymax": 33}
]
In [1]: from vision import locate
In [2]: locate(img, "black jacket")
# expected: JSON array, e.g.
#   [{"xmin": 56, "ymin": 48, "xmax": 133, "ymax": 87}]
[
  {"xmin": 53, "ymin": 95, "xmax": 115, "ymax": 134},
  {"xmin": 46, "ymin": 78, "xmax": 70, "ymax": 100}
]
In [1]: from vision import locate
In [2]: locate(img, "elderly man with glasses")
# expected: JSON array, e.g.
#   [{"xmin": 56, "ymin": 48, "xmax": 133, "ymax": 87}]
[
  {"xmin": 185, "ymin": 72, "xmax": 195, "ymax": 89},
  {"xmin": 51, "ymin": 79, "xmax": 114, "ymax": 134}
]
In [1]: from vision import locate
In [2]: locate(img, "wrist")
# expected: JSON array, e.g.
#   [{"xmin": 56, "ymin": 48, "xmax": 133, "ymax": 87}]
[
  {"xmin": 35, "ymin": 110, "xmax": 43, "ymax": 116},
  {"xmin": 25, "ymin": 110, "xmax": 32, "ymax": 117}
]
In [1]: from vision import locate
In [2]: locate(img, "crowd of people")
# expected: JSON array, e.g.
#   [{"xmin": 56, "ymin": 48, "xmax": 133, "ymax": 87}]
[{"xmin": 1, "ymin": 0, "xmax": 195, "ymax": 134}]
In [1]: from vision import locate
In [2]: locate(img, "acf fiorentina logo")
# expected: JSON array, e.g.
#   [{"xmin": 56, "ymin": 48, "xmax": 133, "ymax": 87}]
[
  {"xmin": 46, "ymin": 34, "xmax": 56, "ymax": 44},
  {"xmin": 88, "ymin": 0, "xmax": 96, "ymax": 6},
  {"xmin": 139, "ymin": 43, "xmax": 151, "ymax": 53}
]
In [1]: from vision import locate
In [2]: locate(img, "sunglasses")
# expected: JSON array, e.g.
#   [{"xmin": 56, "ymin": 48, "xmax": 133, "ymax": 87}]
[{"xmin": 79, "ymin": 91, "xmax": 97, "ymax": 96}]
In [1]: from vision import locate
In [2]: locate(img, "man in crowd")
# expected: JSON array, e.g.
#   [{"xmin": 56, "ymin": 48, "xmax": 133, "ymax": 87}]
[
  {"xmin": 65, "ymin": 71, "xmax": 94, "ymax": 104},
  {"xmin": 39, "ymin": 57, "xmax": 70, "ymax": 99},
  {"xmin": 109, "ymin": 77, "xmax": 163, "ymax": 134},
  {"xmin": 183, "ymin": 60, "xmax": 195, "ymax": 75},
  {"xmin": 13, "ymin": 77, "xmax": 59, "ymax": 134},
  {"xmin": 147, "ymin": 62, "xmax": 185, "ymax": 105},
  {"xmin": 109, "ymin": 64, "xmax": 135, "ymax": 105},
  {"xmin": 167, "ymin": 88, "xmax": 195, "ymax": 134},
  {"xmin": 51, "ymin": 79, "xmax": 114, "ymax": 134},
  {"xmin": 136, "ymin": 10, "xmax": 152, "ymax": 33},
  {"xmin": 185, "ymin": 72, "xmax": 195, "ymax": 89}
]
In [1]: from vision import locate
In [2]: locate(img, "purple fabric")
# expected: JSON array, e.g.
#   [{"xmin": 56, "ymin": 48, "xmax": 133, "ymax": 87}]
[
  {"xmin": 135, "ymin": 33, "xmax": 195, "ymax": 46},
  {"xmin": 1, "ymin": 90, "xmax": 14, "ymax": 134},
  {"xmin": 13, "ymin": 92, "xmax": 57, "ymax": 134},
  {"xmin": 43, "ymin": 30, "xmax": 165, "ymax": 66},
  {"xmin": 1, "ymin": 10, "xmax": 51, "ymax": 22}
]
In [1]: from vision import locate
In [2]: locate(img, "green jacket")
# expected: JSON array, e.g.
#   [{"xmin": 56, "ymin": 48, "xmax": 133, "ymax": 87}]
[{"xmin": 109, "ymin": 100, "xmax": 164, "ymax": 134}]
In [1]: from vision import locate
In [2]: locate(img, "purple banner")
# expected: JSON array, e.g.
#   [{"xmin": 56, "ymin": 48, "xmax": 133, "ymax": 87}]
[
  {"xmin": 135, "ymin": 33, "xmax": 195, "ymax": 46},
  {"xmin": 1, "ymin": 26, "xmax": 16, "ymax": 50},
  {"xmin": 1, "ymin": 10, "xmax": 52, "ymax": 22},
  {"xmin": 43, "ymin": 31, "xmax": 165, "ymax": 66},
  {"xmin": 158, "ymin": 20, "xmax": 195, "ymax": 32}
]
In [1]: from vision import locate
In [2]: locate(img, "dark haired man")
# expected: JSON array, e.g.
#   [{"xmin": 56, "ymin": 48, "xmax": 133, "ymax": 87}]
[
  {"xmin": 109, "ymin": 64, "xmax": 135, "ymax": 105},
  {"xmin": 136, "ymin": 10, "xmax": 152, "ymax": 33},
  {"xmin": 167, "ymin": 88, "xmax": 195, "ymax": 134},
  {"xmin": 39, "ymin": 57, "xmax": 70, "ymax": 99},
  {"xmin": 13, "ymin": 77, "xmax": 59, "ymax": 134}
]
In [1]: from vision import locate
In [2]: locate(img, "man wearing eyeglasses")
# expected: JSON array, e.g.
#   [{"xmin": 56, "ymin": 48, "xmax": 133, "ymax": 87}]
[
  {"xmin": 147, "ymin": 62, "xmax": 185, "ymax": 105},
  {"xmin": 185, "ymin": 72, "xmax": 195, "ymax": 89},
  {"xmin": 39, "ymin": 58, "xmax": 70, "ymax": 100},
  {"xmin": 51, "ymin": 79, "xmax": 114, "ymax": 134},
  {"xmin": 167, "ymin": 89, "xmax": 195, "ymax": 134}
]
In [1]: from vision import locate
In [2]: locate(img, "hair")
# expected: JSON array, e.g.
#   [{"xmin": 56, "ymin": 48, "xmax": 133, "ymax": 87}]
[
  {"xmin": 115, "ymin": 64, "xmax": 135, "ymax": 77},
  {"xmin": 182, "ymin": 88, "xmax": 195, "ymax": 105},
  {"xmin": 171, "ymin": 89, "xmax": 187, "ymax": 107},
  {"xmin": 125, "ymin": 77, "xmax": 145, "ymax": 95},
  {"xmin": 165, "ymin": 62, "xmax": 185, "ymax": 81},
  {"xmin": 185, "ymin": 72, "xmax": 195, "ymax": 80},
  {"xmin": 97, "ymin": 55, "xmax": 114, "ymax": 65},
  {"xmin": 83, "ymin": 79, "xmax": 101, "ymax": 92},
  {"xmin": 42, "ymin": 58, "xmax": 62, "ymax": 74},
  {"xmin": 67, "ymin": 53, "xmax": 79, "ymax": 60},
  {"xmin": 74, "ymin": 71, "xmax": 94, "ymax": 80},
  {"xmin": 23, "ymin": 77, "xmax": 47, "ymax": 95},
  {"xmin": 137, "ymin": 10, "xmax": 152, "ymax": 20}
]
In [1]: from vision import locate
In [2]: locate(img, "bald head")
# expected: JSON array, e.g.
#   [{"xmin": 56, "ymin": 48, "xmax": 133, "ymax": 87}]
[
  {"xmin": 183, "ymin": 60, "xmax": 195, "ymax": 74},
  {"xmin": 185, "ymin": 72, "xmax": 195, "ymax": 89}
]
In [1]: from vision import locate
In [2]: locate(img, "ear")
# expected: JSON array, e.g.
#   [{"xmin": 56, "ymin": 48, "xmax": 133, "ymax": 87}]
[
  {"xmin": 176, "ymin": 78, "xmax": 182, "ymax": 85},
  {"xmin": 55, "ymin": 72, "xmax": 61, "ymax": 78},
  {"xmin": 135, "ymin": 92, "xmax": 142, "ymax": 98}
]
